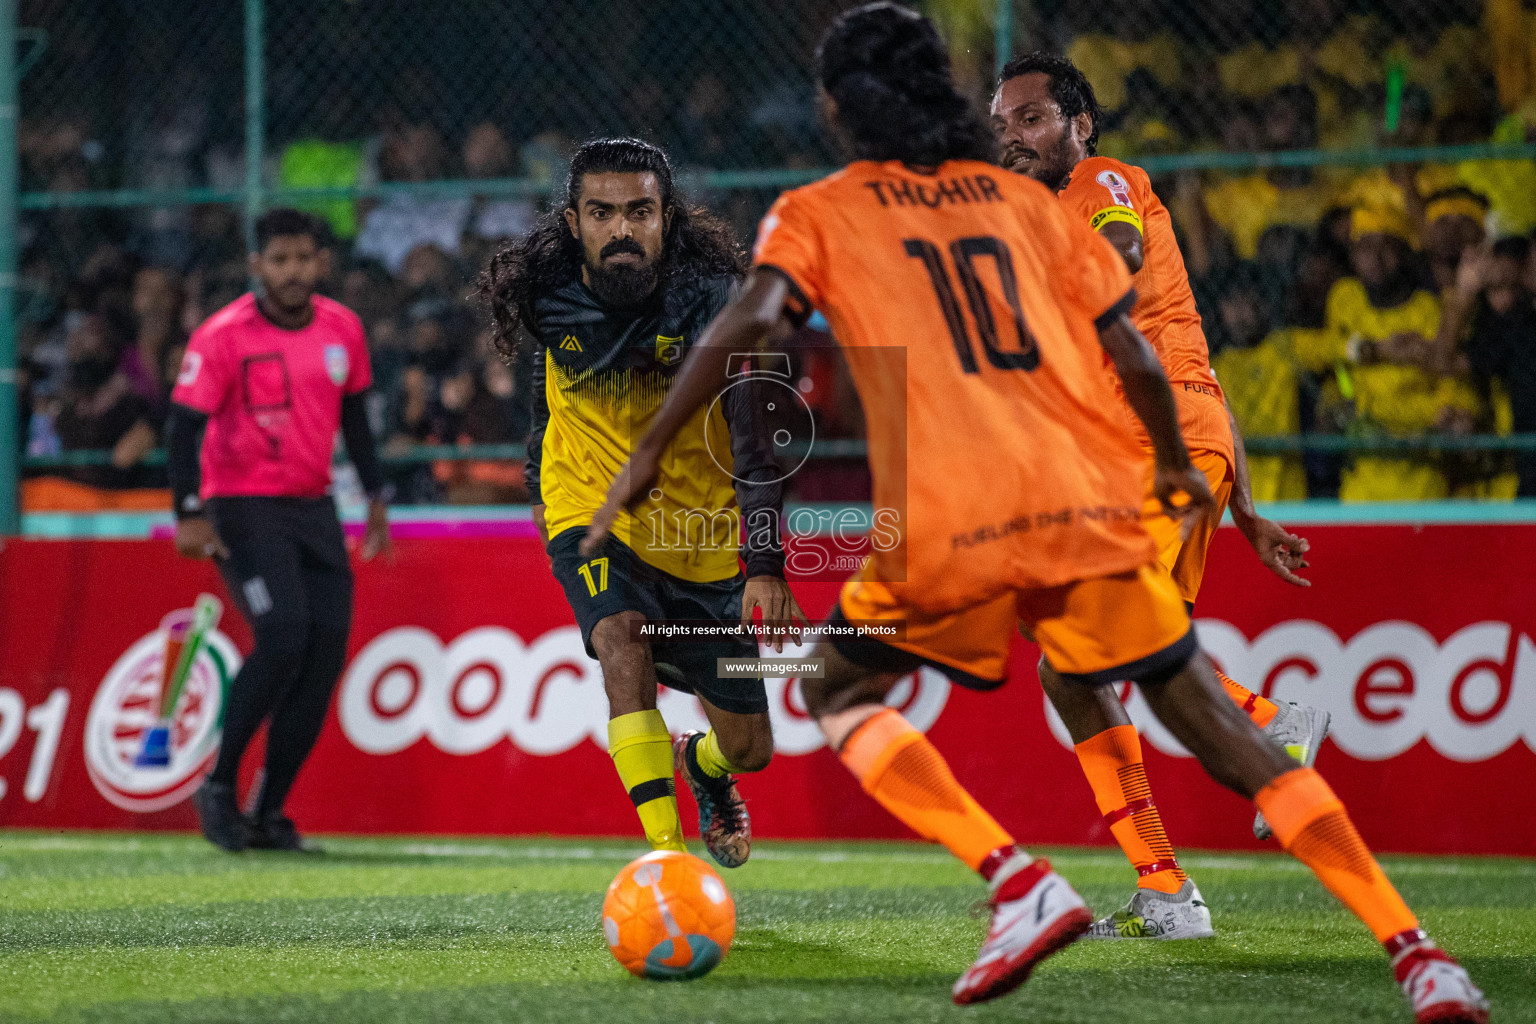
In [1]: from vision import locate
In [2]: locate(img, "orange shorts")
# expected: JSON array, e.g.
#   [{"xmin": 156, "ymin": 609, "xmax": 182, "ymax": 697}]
[
  {"xmin": 1140, "ymin": 447, "xmax": 1233, "ymax": 605},
  {"xmin": 833, "ymin": 561, "xmax": 1194, "ymax": 687}
]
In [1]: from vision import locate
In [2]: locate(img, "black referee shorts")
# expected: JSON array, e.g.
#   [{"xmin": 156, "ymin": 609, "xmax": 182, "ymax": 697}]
[
  {"xmin": 207, "ymin": 496, "xmax": 353, "ymax": 635},
  {"xmin": 547, "ymin": 526, "xmax": 767, "ymax": 716}
]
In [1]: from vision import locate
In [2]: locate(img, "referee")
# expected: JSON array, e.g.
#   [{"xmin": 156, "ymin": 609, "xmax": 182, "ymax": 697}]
[{"xmin": 166, "ymin": 208, "xmax": 391, "ymax": 853}]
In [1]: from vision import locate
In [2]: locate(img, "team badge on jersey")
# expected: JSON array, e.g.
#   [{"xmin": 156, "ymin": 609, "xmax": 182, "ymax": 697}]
[
  {"xmin": 559, "ymin": 334, "xmax": 583, "ymax": 352},
  {"xmin": 655, "ymin": 334, "xmax": 684, "ymax": 366},
  {"xmin": 176, "ymin": 350, "xmax": 202, "ymax": 387},
  {"xmin": 324, "ymin": 344, "xmax": 349, "ymax": 386},
  {"xmin": 1096, "ymin": 169, "xmax": 1134, "ymax": 209}
]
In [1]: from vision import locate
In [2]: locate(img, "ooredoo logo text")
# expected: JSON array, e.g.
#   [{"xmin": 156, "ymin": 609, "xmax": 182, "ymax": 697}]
[
  {"xmin": 1044, "ymin": 619, "xmax": 1536, "ymax": 763},
  {"xmin": 338, "ymin": 625, "xmax": 949, "ymax": 757}
]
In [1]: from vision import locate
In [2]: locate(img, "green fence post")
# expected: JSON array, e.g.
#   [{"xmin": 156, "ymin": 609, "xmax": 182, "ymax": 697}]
[
  {"xmin": 994, "ymin": 0, "xmax": 1012, "ymax": 81},
  {"xmin": 243, "ymin": 0, "xmax": 265, "ymax": 251},
  {"xmin": 0, "ymin": 0, "xmax": 18, "ymax": 535}
]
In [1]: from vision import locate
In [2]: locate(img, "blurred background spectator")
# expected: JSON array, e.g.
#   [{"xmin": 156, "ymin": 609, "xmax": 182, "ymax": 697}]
[
  {"xmin": 13, "ymin": 0, "xmax": 1536, "ymax": 506},
  {"xmin": 52, "ymin": 310, "xmax": 157, "ymax": 488}
]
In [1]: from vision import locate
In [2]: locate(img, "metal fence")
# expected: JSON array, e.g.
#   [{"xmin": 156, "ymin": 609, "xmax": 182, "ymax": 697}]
[{"xmin": 5, "ymin": 0, "xmax": 1536, "ymax": 528}]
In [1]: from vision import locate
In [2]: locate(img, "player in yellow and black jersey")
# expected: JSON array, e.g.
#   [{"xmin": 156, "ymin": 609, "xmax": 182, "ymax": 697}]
[{"xmin": 479, "ymin": 138, "xmax": 805, "ymax": 869}]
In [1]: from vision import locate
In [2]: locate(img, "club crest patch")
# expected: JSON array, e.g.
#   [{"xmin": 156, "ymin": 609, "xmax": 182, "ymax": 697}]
[
  {"xmin": 655, "ymin": 335, "xmax": 684, "ymax": 366},
  {"xmin": 1096, "ymin": 169, "xmax": 1134, "ymax": 209},
  {"xmin": 324, "ymin": 344, "xmax": 349, "ymax": 386},
  {"xmin": 176, "ymin": 350, "xmax": 202, "ymax": 387}
]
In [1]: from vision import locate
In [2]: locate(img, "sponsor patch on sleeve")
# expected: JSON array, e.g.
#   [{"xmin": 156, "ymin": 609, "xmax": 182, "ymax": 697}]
[
  {"xmin": 1096, "ymin": 169, "xmax": 1135, "ymax": 208},
  {"xmin": 176, "ymin": 351, "xmax": 202, "ymax": 387}
]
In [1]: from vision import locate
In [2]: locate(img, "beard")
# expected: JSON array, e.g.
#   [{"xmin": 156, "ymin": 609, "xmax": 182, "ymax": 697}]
[
  {"xmin": 587, "ymin": 260, "xmax": 659, "ymax": 307},
  {"xmin": 1001, "ymin": 131, "xmax": 1078, "ymax": 192},
  {"xmin": 585, "ymin": 238, "xmax": 660, "ymax": 307},
  {"xmin": 262, "ymin": 281, "xmax": 316, "ymax": 319}
]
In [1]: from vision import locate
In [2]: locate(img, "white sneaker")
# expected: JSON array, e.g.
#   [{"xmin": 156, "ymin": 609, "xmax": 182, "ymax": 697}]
[
  {"xmin": 1394, "ymin": 943, "xmax": 1490, "ymax": 1024},
  {"xmin": 1083, "ymin": 879, "xmax": 1215, "ymax": 940},
  {"xmin": 1254, "ymin": 700, "xmax": 1332, "ymax": 840},
  {"xmin": 952, "ymin": 854, "xmax": 1092, "ymax": 1005}
]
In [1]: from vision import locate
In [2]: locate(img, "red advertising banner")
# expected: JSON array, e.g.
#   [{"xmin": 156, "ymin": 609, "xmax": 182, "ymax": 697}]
[{"xmin": 0, "ymin": 524, "xmax": 1532, "ymax": 855}]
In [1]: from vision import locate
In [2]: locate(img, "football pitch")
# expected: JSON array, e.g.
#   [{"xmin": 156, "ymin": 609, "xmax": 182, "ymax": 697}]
[{"xmin": 0, "ymin": 832, "xmax": 1531, "ymax": 1024}]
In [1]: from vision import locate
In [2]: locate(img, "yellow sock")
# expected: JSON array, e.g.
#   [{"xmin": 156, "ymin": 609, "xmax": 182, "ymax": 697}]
[
  {"xmin": 608, "ymin": 710, "xmax": 686, "ymax": 852},
  {"xmin": 693, "ymin": 730, "xmax": 738, "ymax": 778}
]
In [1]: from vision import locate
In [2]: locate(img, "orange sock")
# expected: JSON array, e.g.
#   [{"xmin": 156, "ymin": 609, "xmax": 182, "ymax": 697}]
[
  {"xmin": 839, "ymin": 708, "xmax": 1014, "ymax": 873},
  {"xmin": 1074, "ymin": 725, "xmax": 1188, "ymax": 893},
  {"xmin": 1218, "ymin": 668, "xmax": 1279, "ymax": 728},
  {"xmin": 1255, "ymin": 768, "xmax": 1420, "ymax": 944}
]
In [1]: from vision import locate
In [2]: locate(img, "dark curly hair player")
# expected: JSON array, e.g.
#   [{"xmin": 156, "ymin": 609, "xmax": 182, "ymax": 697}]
[
  {"xmin": 478, "ymin": 137, "xmax": 804, "ymax": 875},
  {"xmin": 813, "ymin": 1, "xmax": 994, "ymax": 167},
  {"xmin": 579, "ymin": 8, "xmax": 1489, "ymax": 1020},
  {"xmin": 480, "ymin": 138, "xmax": 744, "ymax": 357}
]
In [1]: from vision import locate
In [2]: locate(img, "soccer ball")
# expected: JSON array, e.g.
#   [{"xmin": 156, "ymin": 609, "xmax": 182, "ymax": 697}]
[{"xmin": 602, "ymin": 849, "xmax": 735, "ymax": 980}]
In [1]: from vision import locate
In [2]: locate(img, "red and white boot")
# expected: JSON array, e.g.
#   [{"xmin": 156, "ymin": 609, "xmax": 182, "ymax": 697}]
[
  {"xmin": 1390, "ymin": 930, "xmax": 1490, "ymax": 1024},
  {"xmin": 951, "ymin": 850, "xmax": 1091, "ymax": 1005}
]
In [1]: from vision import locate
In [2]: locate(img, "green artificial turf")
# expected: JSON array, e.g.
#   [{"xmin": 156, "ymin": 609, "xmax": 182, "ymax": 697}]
[{"xmin": 0, "ymin": 831, "xmax": 1531, "ymax": 1023}]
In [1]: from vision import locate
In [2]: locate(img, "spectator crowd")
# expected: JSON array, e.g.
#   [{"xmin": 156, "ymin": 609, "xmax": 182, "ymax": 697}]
[{"xmin": 12, "ymin": 0, "xmax": 1536, "ymax": 505}]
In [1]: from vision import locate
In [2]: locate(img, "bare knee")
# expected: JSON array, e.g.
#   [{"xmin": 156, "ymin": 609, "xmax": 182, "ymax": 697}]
[
  {"xmin": 799, "ymin": 643, "xmax": 908, "ymax": 750},
  {"xmin": 1037, "ymin": 655, "xmax": 1070, "ymax": 701},
  {"xmin": 1038, "ymin": 654, "xmax": 1132, "ymax": 744},
  {"xmin": 801, "ymin": 643, "xmax": 889, "ymax": 717},
  {"xmin": 590, "ymin": 612, "xmax": 655, "ymax": 714}
]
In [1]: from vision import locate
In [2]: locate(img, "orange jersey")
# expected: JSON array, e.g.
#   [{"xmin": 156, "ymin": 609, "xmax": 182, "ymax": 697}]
[
  {"xmin": 754, "ymin": 159, "xmax": 1155, "ymax": 612},
  {"xmin": 1059, "ymin": 156, "xmax": 1233, "ymax": 463}
]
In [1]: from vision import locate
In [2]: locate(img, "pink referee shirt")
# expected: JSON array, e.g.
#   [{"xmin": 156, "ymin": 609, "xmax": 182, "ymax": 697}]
[{"xmin": 172, "ymin": 293, "xmax": 371, "ymax": 499}]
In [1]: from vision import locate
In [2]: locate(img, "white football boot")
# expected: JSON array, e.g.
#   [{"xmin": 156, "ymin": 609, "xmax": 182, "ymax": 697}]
[
  {"xmin": 952, "ymin": 853, "xmax": 1092, "ymax": 1005},
  {"xmin": 1393, "ymin": 939, "xmax": 1490, "ymax": 1024},
  {"xmin": 1254, "ymin": 700, "xmax": 1333, "ymax": 840},
  {"xmin": 1083, "ymin": 879, "xmax": 1215, "ymax": 940}
]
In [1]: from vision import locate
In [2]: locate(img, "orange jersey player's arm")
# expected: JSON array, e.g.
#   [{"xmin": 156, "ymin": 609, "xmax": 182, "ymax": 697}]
[{"xmin": 1064, "ymin": 161, "xmax": 1146, "ymax": 272}]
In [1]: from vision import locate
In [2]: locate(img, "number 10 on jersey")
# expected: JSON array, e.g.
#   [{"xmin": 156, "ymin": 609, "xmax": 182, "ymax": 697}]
[{"xmin": 904, "ymin": 235, "xmax": 1039, "ymax": 374}]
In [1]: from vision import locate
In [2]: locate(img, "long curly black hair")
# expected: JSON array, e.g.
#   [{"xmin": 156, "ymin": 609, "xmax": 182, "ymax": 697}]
[
  {"xmin": 478, "ymin": 137, "xmax": 745, "ymax": 358},
  {"xmin": 817, "ymin": 2, "xmax": 994, "ymax": 167}
]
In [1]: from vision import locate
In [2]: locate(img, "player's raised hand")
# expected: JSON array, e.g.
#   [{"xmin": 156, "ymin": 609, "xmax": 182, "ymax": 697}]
[
  {"xmin": 581, "ymin": 446, "xmax": 662, "ymax": 558},
  {"xmin": 1153, "ymin": 462, "xmax": 1216, "ymax": 542},
  {"xmin": 742, "ymin": 575, "xmax": 810, "ymax": 653},
  {"xmin": 1241, "ymin": 517, "xmax": 1311, "ymax": 587}
]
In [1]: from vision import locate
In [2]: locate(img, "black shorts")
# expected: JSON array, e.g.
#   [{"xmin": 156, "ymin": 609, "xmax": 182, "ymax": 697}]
[
  {"xmin": 547, "ymin": 527, "xmax": 767, "ymax": 715},
  {"xmin": 207, "ymin": 495, "xmax": 353, "ymax": 632}
]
